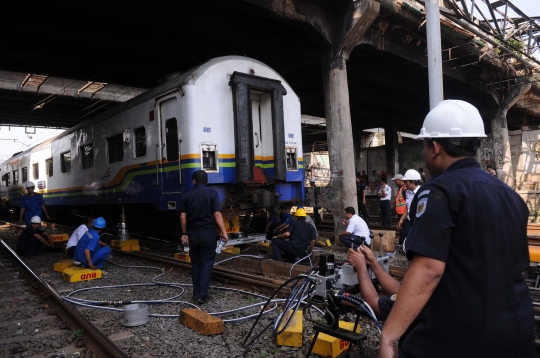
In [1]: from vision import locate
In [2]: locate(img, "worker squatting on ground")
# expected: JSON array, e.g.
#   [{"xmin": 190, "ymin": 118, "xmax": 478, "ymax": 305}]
[
  {"xmin": 265, "ymin": 204, "xmax": 292, "ymax": 240},
  {"xmin": 379, "ymin": 100, "xmax": 535, "ymax": 358},
  {"xmin": 396, "ymin": 169, "xmax": 422, "ymax": 248},
  {"xmin": 19, "ymin": 181, "xmax": 51, "ymax": 227},
  {"xmin": 73, "ymin": 217, "xmax": 111, "ymax": 270},
  {"xmin": 65, "ymin": 216, "xmax": 94, "ymax": 257},
  {"xmin": 336, "ymin": 207, "xmax": 371, "ymax": 250},
  {"xmin": 270, "ymin": 208, "xmax": 316, "ymax": 262},
  {"xmin": 180, "ymin": 170, "xmax": 228, "ymax": 305},
  {"xmin": 15, "ymin": 216, "xmax": 54, "ymax": 256}
]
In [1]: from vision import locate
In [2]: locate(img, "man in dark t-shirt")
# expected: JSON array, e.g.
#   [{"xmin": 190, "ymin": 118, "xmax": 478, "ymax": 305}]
[
  {"xmin": 16, "ymin": 215, "xmax": 54, "ymax": 255},
  {"xmin": 179, "ymin": 170, "xmax": 228, "ymax": 304},
  {"xmin": 270, "ymin": 208, "xmax": 316, "ymax": 262}
]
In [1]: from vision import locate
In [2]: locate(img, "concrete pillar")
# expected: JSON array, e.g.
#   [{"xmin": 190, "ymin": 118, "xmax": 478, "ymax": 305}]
[
  {"xmin": 320, "ymin": 53, "xmax": 358, "ymax": 227},
  {"xmin": 488, "ymin": 78, "xmax": 531, "ymax": 187},
  {"xmin": 317, "ymin": 0, "xmax": 380, "ymax": 234}
]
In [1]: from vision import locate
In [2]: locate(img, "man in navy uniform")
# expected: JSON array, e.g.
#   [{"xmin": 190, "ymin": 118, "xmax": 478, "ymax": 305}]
[
  {"xmin": 73, "ymin": 217, "xmax": 111, "ymax": 270},
  {"xmin": 380, "ymin": 100, "xmax": 534, "ymax": 358},
  {"xmin": 180, "ymin": 170, "xmax": 228, "ymax": 304},
  {"xmin": 16, "ymin": 216, "xmax": 54, "ymax": 256},
  {"xmin": 19, "ymin": 181, "xmax": 51, "ymax": 227}
]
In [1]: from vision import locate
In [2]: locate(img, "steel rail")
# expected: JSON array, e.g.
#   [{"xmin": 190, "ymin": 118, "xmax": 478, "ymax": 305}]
[{"xmin": 0, "ymin": 239, "xmax": 129, "ymax": 358}]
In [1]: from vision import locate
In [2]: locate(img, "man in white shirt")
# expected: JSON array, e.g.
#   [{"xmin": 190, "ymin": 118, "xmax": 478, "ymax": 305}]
[
  {"xmin": 336, "ymin": 207, "xmax": 371, "ymax": 249},
  {"xmin": 66, "ymin": 217, "xmax": 94, "ymax": 257},
  {"xmin": 378, "ymin": 177, "xmax": 392, "ymax": 228}
]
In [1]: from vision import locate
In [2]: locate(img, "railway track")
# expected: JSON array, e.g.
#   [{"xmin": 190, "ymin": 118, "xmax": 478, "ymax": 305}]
[{"xmin": 0, "ymin": 236, "xmax": 127, "ymax": 358}]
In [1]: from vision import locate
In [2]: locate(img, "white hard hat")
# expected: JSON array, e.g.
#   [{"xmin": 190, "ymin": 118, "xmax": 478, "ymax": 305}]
[
  {"xmin": 391, "ymin": 174, "xmax": 404, "ymax": 181},
  {"xmin": 30, "ymin": 216, "xmax": 41, "ymax": 224},
  {"xmin": 309, "ymin": 178, "xmax": 316, "ymax": 183},
  {"xmin": 403, "ymin": 169, "xmax": 422, "ymax": 181},
  {"xmin": 25, "ymin": 181, "xmax": 35, "ymax": 188},
  {"xmin": 416, "ymin": 100, "xmax": 487, "ymax": 139}
]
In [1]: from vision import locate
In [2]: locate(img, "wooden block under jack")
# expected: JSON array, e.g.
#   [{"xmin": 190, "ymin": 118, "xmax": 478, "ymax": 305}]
[
  {"xmin": 54, "ymin": 259, "xmax": 75, "ymax": 273},
  {"xmin": 311, "ymin": 321, "xmax": 361, "ymax": 358},
  {"xmin": 179, "ymin": 308, "xmax": 224, "ymax": 335},
  {"xmin": 276, "ymin": 310, "xmax": 303, "ymax": 347},
  {"xmin": 110, "ymin": 239, "xmax": 139, "ymax": 247},
  {"xmin": 221, "ymin": 246, "xmax": 240, "ymax": 254},
  {"xmin": 63, "ymin": 267, "xmax": 102, "ymax": 283},
  {"xmin": 174, "ymin": 252, "xmax": 191, "ymax": 262},
  {"xmin": 50, "ymin": 233, "xmax": 69, "ymax": 243}
]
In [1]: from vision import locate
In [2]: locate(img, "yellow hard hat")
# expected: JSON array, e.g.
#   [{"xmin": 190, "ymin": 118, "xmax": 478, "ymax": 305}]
[{"xmin": 295, "ymin": 208, "xmax": 307, "ymax": 217}]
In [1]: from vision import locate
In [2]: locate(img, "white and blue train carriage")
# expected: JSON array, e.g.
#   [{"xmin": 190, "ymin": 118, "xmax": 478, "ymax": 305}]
[{"xmin": 1, "ymin": 56, "xmax": 304, "ymax": 231}]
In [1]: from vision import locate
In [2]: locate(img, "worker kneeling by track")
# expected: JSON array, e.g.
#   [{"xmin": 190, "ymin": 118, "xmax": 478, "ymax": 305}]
[
  {"xmin": 270, "ymin": 208, "xmax": 316, "ymax": 262},
  {"xmin": 73, "ymin": 217, "xmax": 111, "ymax": 270},
  {"xmin": 347, "ymin": 246, "xmax": 421, "ymax": 351}
]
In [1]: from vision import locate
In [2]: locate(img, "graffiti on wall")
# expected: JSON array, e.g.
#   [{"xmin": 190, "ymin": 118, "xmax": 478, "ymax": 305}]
[{"xmin": 321, "ymin": 185, "xmax": 334, "ymax": 201}]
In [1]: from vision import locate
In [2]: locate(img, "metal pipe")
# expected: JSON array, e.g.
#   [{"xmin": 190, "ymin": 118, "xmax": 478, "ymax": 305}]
[
  {"xmin": 0, "ymin": 240, "xmax": 129, "ymax": 358},
  {"xmin": 426, "ymin": 0, "xmax": 445, "ymax": 109},
  {"xmin": 441, "ymin": 9, "xmax": 540, "ymax": 71}
]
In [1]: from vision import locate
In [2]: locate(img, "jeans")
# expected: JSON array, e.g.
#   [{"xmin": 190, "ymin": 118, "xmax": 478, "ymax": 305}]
[
  {"xmin": 271, "ymin": 239, "xmax": 304, "ymax": 262},
  {"xmin": 188, "ymin": 228, "xmax": 218, "ymax": 300},
  {"xmin": 81, "ymin": 245, "xmax": 111, "ymax": 269},
  {"xmin": 338, "ymin": 234, "xmax": 366, "ymax": 250},
  {"xmin": 380, "ymin": 200, "xmax": 391, "ymax": 227}
]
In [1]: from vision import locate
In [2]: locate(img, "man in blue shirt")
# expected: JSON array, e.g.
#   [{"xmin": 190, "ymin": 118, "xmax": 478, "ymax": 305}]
[
  {"xmin": 265, "ymin": 204, "xmax": 292, "ymax": 240},
  {"xmin": 73, "ymin": 217, "xmax": 111, "ymax": 270},
  {"xmin": 19, "ymin": 181, "xmax": 51, "ymax": 227}
]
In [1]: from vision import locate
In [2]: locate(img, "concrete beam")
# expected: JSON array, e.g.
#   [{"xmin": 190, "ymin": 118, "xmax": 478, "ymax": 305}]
[{"xmin": 0, "ymin": 70, "xmax": 147, "ymax": 103}]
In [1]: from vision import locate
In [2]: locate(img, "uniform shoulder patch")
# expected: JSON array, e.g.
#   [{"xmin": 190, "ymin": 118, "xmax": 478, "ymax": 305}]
[{"xmin": 416, "ymin": 197, "xmax": 428, "ymax": 218}]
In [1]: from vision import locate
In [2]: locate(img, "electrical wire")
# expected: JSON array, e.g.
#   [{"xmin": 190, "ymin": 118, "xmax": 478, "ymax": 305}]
[{"xmin": 62, "ymin": 259, "xmax": 279, "ymax": 323}]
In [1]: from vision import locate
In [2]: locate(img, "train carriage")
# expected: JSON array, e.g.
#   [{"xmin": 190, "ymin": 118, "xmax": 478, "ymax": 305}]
[{"xmin": 1, "ymin": 56, "xmax": 304, "ymax": 235}]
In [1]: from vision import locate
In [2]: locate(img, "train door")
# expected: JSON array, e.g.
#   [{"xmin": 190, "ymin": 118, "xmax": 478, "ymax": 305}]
[
  {"xmin": 158, "ymin": 96, "xmax": 181, "ymax": 192},
  {"xmin": 251, "ymin": 92, "xmax": 274, "ymax": 179}
]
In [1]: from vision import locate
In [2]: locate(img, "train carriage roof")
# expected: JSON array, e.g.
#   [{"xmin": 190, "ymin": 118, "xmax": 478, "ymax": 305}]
[{"xmin": 56, "ymin": 56, "xmax": 294, "ymax": 140}]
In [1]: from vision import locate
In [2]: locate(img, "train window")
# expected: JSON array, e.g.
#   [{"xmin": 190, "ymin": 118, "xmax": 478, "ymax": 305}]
[
  {"xmin": 1, "ymin": 173, "xmax": 9, "ymax": 187},
  {"xmin": 201, "ymin": 144, "xmax": 217, "ymax": 171},
  {"xmin": 22, "ymin": 167, "xmax": 28, "ymax": 183},
  {"xmin": 286, "ymin": 147, "xmax": 298, "ymax": 171},
  {"xmin": 61, "ymin": 151, "xmax": 71, "ymax": 173},
  {"xmin": 134, "ymin": 127, "xmax": 146, "ymax": 158},
  {"xmin": 45, "ymin": 158, "xmax": 53, "ymax": 177},
  {"xmin": 80, "ymin": 144, "xmax": 94, "ymax": 169},
  {"xmin": 33, "ymin": 163, "xmax": 39, "ymax": 180},
  {"xmin": 107, "ymin": 134, "xmax": 124, "ymax": 164},
  {"xmin": 13, "ymin": 170, "xmax": 19, "ymax": 185},
  {"xmin": 165, "ymin": 119, "xmax": 179, "ymax": 161}
]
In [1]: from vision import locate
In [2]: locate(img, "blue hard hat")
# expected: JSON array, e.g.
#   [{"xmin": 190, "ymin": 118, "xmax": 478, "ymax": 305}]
[{"xmin": 94, "ymin": 217, "xmax": 106, "ymax": 229}]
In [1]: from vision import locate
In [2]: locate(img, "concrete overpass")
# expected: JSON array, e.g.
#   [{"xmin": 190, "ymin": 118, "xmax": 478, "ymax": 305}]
[{"xmin": 1, "ymin": 0, "xmax": 539, "ymax": 223}]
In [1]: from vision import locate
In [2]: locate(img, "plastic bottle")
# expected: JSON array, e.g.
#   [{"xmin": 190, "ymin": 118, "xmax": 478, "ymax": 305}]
[{"xmin": 216, "ymin": 239, "xmax": 226, "ymax": 254}]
